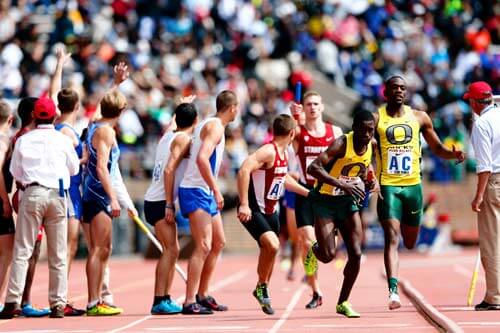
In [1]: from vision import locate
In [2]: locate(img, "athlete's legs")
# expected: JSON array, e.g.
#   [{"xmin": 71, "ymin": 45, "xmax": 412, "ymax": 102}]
[
  {"xmin": 336, "ymin": 213, "xmax": 363, "ymax": 304},
  {"xmin": 286, "ymin": 207, "xmax": 300, "ymax": 279},
  {"xmin": 380, "ymin": 218, "xmax": 401, "ymax": 282},
  {"xmin": 21, "ymin": 236, "xmax": 42, "ymax": 306},
  {"xmin": 86, "ymin": 212, "xmax": 112, "ymax": 304},
  {"xmin": 0, "ymin": 234, "xmax": 13, "ymax": 300},
  {"xmin": 154, "ymin": 220, "xmax": 179, "ymax": 297},
  {"xmin": 184, "ymin": 209, "xmax": 213, "ymax": 306},
  {"xmin": 198, "ymin": 213, "xmax": 225, "ymax": 298},
  {"xmin": 299, "ymin": 226, "xmax": 320, "ymax": 292},
  {"xmin": 66, "ymin": 217, "xmax": 80, "ymax": 277},
  {"xmin": 257, "ymin": 231, "xmax": 280, "ymax": 284},
  {"xmin": 313, "ymin": 216, "xmax": 336, "ymax": 263}
]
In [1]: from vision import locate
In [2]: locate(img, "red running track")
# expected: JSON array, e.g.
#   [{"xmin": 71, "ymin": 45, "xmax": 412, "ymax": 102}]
[{"xmin": 0, "ymin": 249, "xmax": 497, "ymax": 332}]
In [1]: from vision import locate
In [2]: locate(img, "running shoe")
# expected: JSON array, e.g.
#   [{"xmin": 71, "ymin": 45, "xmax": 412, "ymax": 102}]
[
  {"xmin": 21, "ymin": 303, "xmax": 50, "ymax": 317},
  {"xmin": 87, "ymin": 303, "xmax": 123, "ymax": 316},
  {"xmin": 182, "ymin": 302, "xmax": 213, "ymax": 315},
  {"xmin": 0, "ymin": 304, "xmax": 3, "ymax": 312},
  {"xmin": 196, "ymin": 295, "xmax": 228, "ymax": 311},
  {"xmin": 64, "ymin": 304, "xmax": 86, "ymax": 316},
  {"xmin": 336, "ymin": 301, "xmax": 360, "ymax": 318},
  {"xmin": 151, "ymin": 299, "xmax": 182, "ymax": 315},
  {"xmin": 253, "ymin": 284, "xmax": 274, "ymax": 315},
  {"xmin": 388, "ymin": 291, "xmax": 401, "ymax": 310},
  {"xmin": 304, "ymin": 243, "xmax": 318, "ymax": 276},
  {"xmin": 474, "ymin": 301, "xmax": 500, "ymax": 311},
  {"xmin": 305, "ymin": 291, "xmax": 323, "ymax": 309}
]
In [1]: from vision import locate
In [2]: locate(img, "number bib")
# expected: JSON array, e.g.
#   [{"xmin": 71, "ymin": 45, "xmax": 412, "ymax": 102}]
[
  {"xmin": 387, "ymin": 148, "xmax": 413, "ymax": 175},
  {"xmin": 152, "ymin": 161, "xmax": 162, "ymax": 182},
  {"xmin": 267, "ymin": 177, "xmax": 285, "ymax": 200}
]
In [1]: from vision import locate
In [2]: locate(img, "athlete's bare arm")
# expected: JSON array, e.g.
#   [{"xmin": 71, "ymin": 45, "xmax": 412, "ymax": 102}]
[
  {"xmin": 415, "ymin": 109, "xmax": 465, "ymax": 162},
  {"xmin": 284, "ymin": 174, "xmax": 309, "ymax": 197},
  {"xmin": 236, "ymin": 144, "xmax": 275, "ymax": 223},
  {"xmin": 164, "ymin": 133, "xmax": 191, "ymax": 224},
  {"xmin": 197, "ymin": 120, "xmax": 225, "ymax": 210},
  {"xmin": 0, "ymin": 138, "xmax": 11, "ymax": 217}
]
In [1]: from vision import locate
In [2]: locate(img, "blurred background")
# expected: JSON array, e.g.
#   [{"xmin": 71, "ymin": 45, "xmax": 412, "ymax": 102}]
[{"xmin": 1, "ymin": 0, "xmax": 499, "ymax": 257}]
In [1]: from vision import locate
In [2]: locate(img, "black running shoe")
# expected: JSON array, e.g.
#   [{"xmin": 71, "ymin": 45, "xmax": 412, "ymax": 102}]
[
  {"xmin": 253, "ymin": 284, "xmax": 274, "ymax": 315},
  {"xmin": 196, "ymin": 295, "xmax": 228, "ymax": 311},
  {"xmin": 475, "ymin": 301, "xmax": 500, "ymax": 311},
  {"xmin": 182, "ymin": 302, "xmax": 213, "ymax": 315},
  {"xmin": 305, "ymin": 292, "xmax": 323, "ymax": 309}
]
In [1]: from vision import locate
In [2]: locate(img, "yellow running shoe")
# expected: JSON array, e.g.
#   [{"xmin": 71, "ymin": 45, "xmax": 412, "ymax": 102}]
[
  {"xmin": 336, "ymin": 301, "xmax": 360, "ymax": 318},
  {"xmin": 87, "ymin": 303, "xmax": 123, "ymax": 316},
  {"xmin": 304, "ymin": 244, "xmax": 318, "ymax": 276}
]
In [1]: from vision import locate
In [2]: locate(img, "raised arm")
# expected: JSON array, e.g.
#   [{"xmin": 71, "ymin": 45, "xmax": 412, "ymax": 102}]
[
  {"xmin": 236, "ymin": 144, "xmax": 275, "ymax": 222},
  {"xmin": 197, "ymin": 121, "xmax": 224, "ymax": 210},
  {"xmin": 418, "ymin": 110, "xmax": 465, "ymax": 162},
  {"xmin": 49, "ymin": 47, "xmax": 72, "ymax": 110},
  {"xmin": 163, "ymin": 133, "xmax": 191, "ymax": 224},
  {"xmin": 92, "ymin": 62, "xmax": 130, "ymax": 122}
]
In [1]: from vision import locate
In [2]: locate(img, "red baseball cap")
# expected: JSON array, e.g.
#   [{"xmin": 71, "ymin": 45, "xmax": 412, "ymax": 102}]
[
  {"xmin": 33, "ymin": 97, "xmax": 56, "ymax": 120},
  {"xmin": 463, "ymin": 81, "xmax": 493, "ymax": 100}
]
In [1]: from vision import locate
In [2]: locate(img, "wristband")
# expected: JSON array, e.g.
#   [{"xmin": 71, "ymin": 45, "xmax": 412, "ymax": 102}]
[{"xmin": 165, "ymin": 203, "xmax": 174, "ymax": 210}]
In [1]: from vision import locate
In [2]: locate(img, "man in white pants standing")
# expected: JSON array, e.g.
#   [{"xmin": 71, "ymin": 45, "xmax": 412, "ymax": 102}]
[{"xmin": 0, "ymin": 97, "xmax": 79, "ymax": 319}]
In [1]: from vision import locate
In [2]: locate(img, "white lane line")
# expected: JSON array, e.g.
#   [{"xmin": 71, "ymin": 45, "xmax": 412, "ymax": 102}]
[
  {"xmin": 439, "ymin": 307, "xmax": 473, "ymax": 311},
  {"xmin": 453, "ymin": 265, "xmax": 484, "ymax": 282},
  {"xmin": 146, "ymin": 326, "xmax": 250, "ymax": 331},
  {"xmin": 268, "ymin": 284, "xmax": 307, "ymax": 333},
  {"xmin": 304, "ymin": 324, "xmax": 412, "ymax": 328},
  {"xmin": 108, "ymin": 269, "xmax": 249, "ymax": 333},
  {"xmin": 458, "ymin": 322, "xmax": 500, "ymax": 326}
]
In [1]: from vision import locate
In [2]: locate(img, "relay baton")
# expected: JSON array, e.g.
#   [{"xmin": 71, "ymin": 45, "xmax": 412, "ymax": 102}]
[
  {"xmin": 132, "ymin": 215, "xmax": 187, "ymax": 282},
  {"xmin": 466, "ymin": 250, "xmax": 481, "ymax": 307},
  {"xmin": 295, "ymin": 81, "xmax": 302, "ymax": 103}
]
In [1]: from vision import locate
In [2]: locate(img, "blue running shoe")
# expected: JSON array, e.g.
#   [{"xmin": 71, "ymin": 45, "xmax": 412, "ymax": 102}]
[
  {"xmin": 22, "ymin": 304, "xmax": 50, "ymax": 317},
  {"xmin": 151, "ymin": 299, "xmax": 182, "ymax": 315}
]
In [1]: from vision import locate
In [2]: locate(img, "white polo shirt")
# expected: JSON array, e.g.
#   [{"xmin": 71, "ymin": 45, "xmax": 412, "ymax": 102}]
[{"xmin": 471, "ymin": 104, "xmax": 500, "ymax": 174}]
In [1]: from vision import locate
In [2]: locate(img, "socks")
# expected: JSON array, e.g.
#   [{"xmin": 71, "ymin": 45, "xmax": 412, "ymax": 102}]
[
  {"xmin": 153, "ymin": 295, "xmax": 172, "ymax": 306},
  {"xmin": 87, "ymin": 300, "xmax": 99, "ymax": 309},
  {"xmin": 388, "ymin": 277, "xmax": 398, "ymax": 293}
]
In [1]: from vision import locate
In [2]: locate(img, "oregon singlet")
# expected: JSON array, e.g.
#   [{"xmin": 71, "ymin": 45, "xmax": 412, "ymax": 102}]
[
  {"xmin": 296, "ymin": 123, "xmax": 336, "ymax": 186},
  {"xmin": 249, "ymin": 143, "xmax": 288, "ymax": 214},
  {"xmin": 144, "ymin": 131, "xmax": 188, "ymax": 202},
  {"xmin": 318, "ymin": 132, "xmax": 372, "ymax": 196},
  {"xmin": 376, "ymin": 105, "xmax": 421, "ymax": 186},
  {"xmin": 180, "ymin": 117, "xmax": 225, "ymax": 193}
]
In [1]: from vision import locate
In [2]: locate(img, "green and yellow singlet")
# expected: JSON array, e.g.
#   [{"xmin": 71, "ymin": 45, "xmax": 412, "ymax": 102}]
[
  {"xmin": 318, "ymin": 132, "xmax": 372, "ymax": 196},
  {"xmin": 376, "ymin": 104, "xmax": 421, "ymax": 186}
]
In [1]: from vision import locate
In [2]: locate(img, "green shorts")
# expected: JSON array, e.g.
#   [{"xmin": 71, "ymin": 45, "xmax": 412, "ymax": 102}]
[
  {"xmin": 377, "ymin": 184, "xmax": 423, "ymax": 227},
  {"xmin": 310, "ymin": 191, "xmax": 360, "ymax": 222}
]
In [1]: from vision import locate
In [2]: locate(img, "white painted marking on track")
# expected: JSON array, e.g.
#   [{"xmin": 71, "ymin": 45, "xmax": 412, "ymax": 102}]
[
  {"xmin": 268, "ymin": 284, "xmax": 307, "ymax": 333},
  {"xmin": 453, "ymin": 265, "xmax": 484, "ymax": 282},
  {"xmin": 439, "ymin": 306, "xmax": 474, "ymax": 311},
  {"xmin": 107, "ymin": 269, "xmax": 249, "ymax": 333},
  {"xmin": 107, "ymin": 315, "xmax": 153, "ymax": 333},
  {"xmin": 146, "ymin": 326, "xmax": 250, "ymax": 331},
  {"xmin": 458, "ymin": 322, "xmax": 500, "ymax": 326},
  {"xmin": 304, "ymin": 323, "xmax": 412, "ymax": 328}
]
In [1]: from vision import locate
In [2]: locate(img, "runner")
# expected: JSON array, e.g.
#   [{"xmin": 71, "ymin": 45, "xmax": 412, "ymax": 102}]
[
  {"xmin": 83, "ymin": 69, "xmax": 138, "ymax": 316},
  {"xmin": 290, "ymin": 91, "xmax": 343, "ymax": 308},
  {"xmin": 375, "ymin": 75, "xmax": 465, "ymax": 310},
  {"xmin": 178, "ymin": 90, "xmax": 238, "ymax": 315},
  {"xmin": 237, "ymin": 114, "xmax": 310, "ymax": 315},
  {"xmin": 307, "ymin": 111, "xmax": 377, "ymax": 318},
  {"xmin": 49, "ymin": 47, "xmax": 87, "ymax": 316},
  {"xmin": 144, "ymin": 100, "xmax": 197, "ymax": 315}
]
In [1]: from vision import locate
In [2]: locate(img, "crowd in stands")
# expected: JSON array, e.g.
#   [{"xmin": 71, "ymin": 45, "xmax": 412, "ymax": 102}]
[{"xmin": 0, "ymin": 0, "xmax": 499, "ymax": 184}]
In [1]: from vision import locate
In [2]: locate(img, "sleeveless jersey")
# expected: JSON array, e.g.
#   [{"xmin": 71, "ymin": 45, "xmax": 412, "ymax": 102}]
[
  {"xmin": 318, "ymin": 132, "xmax": 372, "ymax": 196},
  {"xmin": 180, "ymin": 117, "xmax": 225, "ymax": 193},
  {"xmin": 249, "ymin": 143, "xmax": 288, "ymax": 214},
  {"xmin": 55, "ymin": 123, "xmax": 83, "ymax": 188},
  {"xmin": 144, "ymin": 131, "xmax": 188, "ymax": 202},
  {"xmin": 296, "ymin": 123, "xmax": 335, "ymax": 186},
  {"xmin": 83, "ymin": 122, "xmax": 120, "ymax": 202},
  {"xmin": 376, "ymin": 104, "xmax": 421, "ymax": 186}
]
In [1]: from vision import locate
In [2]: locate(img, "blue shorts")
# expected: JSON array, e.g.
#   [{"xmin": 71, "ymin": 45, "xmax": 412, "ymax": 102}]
[
  {"xmin": 67, "ymin": 185, "xmax": 82, "ymax": 219},
  {"xmin": 284, "ymin": 190, "xmax": 296, "ymax": 209},
  {"xmin": 178, "ymin": 187, "xmax": 218, "ymax": 218},
  {"xmin": 82, "ymin": 198, "xmax": 111, "ymax": 223}
]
